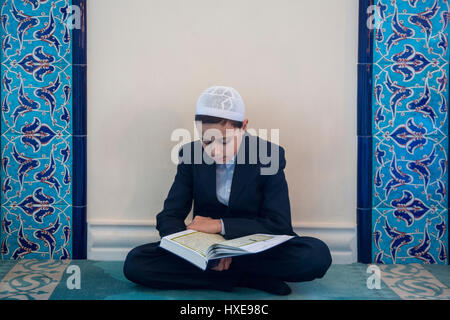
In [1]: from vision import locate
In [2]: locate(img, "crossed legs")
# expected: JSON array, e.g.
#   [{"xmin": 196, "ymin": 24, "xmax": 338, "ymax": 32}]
[{"xmin": 123, "ymin": 236, "xmax": 332, "ymax": 292}]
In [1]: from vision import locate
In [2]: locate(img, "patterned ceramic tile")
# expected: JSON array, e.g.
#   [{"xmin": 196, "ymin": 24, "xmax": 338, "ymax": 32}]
[
  {"xmin": 1, "ymin": 204, "xmax": 72, "ymax": 259},
  {"xmin": 372, "ymin": 0, "xmax": 449, "ymax": 264},
  {"xmin": 1, "ymin": 0, "xmax": 73, "ymax": 260},
  {"xmin": 372, "ymin": 207, "xmax": 447, "ymax": 263},
  {"xmin": 380, "ymin": 263, "xmax": 450, "ymax": 299},
  {"xmin": 0, "ymin": 259, "xmax": 69, "ymax": 299}
]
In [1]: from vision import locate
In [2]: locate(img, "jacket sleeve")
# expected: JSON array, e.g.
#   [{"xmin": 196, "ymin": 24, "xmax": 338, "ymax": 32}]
[
  {"xmin": 221, "ymin": 146, "xmax": 294, "ymax": 239},
  {"xmin": 156, "ymin": 146, "xmax": 193, "ymax": 238}
]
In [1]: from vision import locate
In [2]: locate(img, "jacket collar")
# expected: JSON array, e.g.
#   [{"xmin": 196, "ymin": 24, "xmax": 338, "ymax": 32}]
[{"xmin": 200, "ymin": 131, "xmax": 256, "ymax": 209}]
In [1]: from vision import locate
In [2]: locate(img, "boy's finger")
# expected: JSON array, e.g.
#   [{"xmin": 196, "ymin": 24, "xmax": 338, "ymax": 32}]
[
  {"xmin": 212, "ymin": 259, "xmax": 224, "ymax": 271},
  {"xmin": 220, "ymin": 259, "xmax": 227, "ymax": 270},
  {"xmin": 219, "ymin": 258, "xmax": 227, "ymax": 271},
  {"xmin": 219, "ymin": 259, "xmax": 226, "ymax": 271}
]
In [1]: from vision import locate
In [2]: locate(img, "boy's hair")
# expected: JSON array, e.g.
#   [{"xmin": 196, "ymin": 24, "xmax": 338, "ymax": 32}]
[{"xmin": 195, "ymin": 114, "xmax": 243, "ymax": 129}]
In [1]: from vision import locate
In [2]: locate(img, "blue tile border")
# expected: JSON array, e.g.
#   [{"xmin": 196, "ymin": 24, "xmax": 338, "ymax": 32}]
[
  {"xmin": 72, "ymin": 135, "xmax": 86, "ymax": 258},
  {"xmin": 72, "ymin": 0, "xmax": 87, "ymax": 67},
  {"xmin": 357, "ymin": 64, "xmax": 374, "ymax": 137},
  {"xmin": 360, "ymin": 0, "xmax": 449, "ymax": 264},
  {"xmin": 72, "ymin": 0, "xmax": 87, "ymax": 259},
  {"xmin": 358, "ymin": 0, "xmax": 375, "ymax": 65},
  {"xmin": 357, "ymin": 0, "xmax": 374, "ymax": 263},
  {"xmin": 357, "ymin": 208, "xmax": 372, "ymax": 263},
  {"xmin": 0, "ymin": 0, "xmax": 87, "ymax": 259},
  {"xmin": 447, "ymin": 28, "xmax": 450, "ymax": 266},
  {"xmin": 72, "ymin": 206, "xmax": 86, "ymax": 259}
]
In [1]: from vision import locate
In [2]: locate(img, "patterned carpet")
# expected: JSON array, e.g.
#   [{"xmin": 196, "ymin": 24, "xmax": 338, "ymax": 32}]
[{"xmin": 0, "ymin": 260, "xmax": 449, "ymax": 300}]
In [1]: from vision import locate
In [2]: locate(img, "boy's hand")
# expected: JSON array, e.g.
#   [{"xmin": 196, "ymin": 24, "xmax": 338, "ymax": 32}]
[
  {"xmin": 187, "ymin": 216, "xmax": 222, "ymax": 234},
  {"xmin": 211, "ymin": 257, "xmax": 232, "ymax": 271}
]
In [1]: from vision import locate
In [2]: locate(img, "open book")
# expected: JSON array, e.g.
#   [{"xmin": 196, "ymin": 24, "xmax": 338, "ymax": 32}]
[{"xmin": 159, "ymin": 229, "xmax": 295, "ymax": 270}]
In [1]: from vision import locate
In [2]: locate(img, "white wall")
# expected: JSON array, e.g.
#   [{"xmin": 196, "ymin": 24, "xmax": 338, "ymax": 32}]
[{"xmin": 87, "ymin": 0, "xmax": 359, "ymax": 263}]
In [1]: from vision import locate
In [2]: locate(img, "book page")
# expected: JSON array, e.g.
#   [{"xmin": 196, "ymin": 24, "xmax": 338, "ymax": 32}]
[
  {"xmin": 167, "ymin": 230, "xmax": 225, "ymax": 257},
  {"xmin": 219, "ymin": 234, "xmax": 274, "ymax": 248},
  {"xmin": 219, "ymin": 234, "xmax": 295, "ymax": 253}
]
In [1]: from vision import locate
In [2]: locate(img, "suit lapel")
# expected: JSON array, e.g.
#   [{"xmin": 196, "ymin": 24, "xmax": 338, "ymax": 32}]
[
  {"xmin": 227, "ymin": 131, "xmax": 255, "ymax": 209},
  {"xmin": 199, "ymin": 153, "xmax": 219, "ymax": 204}
]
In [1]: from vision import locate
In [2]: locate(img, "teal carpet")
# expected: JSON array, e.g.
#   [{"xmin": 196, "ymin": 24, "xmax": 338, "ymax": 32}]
[{"xmin": 0, "ymin": 260, "xmax": 449, "ymax": 300}]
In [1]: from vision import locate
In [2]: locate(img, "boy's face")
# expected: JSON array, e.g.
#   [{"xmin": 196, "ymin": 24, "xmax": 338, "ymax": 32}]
[{"xmin": 196, "ymin": 119, "xmax": 248, "ymax": 164}]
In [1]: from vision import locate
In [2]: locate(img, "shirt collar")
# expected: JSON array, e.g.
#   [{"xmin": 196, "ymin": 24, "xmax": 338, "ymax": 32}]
[
  {"xmin": 227, "ymin": 154, "xmax": 236, "ymax": 166},
  {"xmin": 217, "ymin": 154, "xmax": 237, "ymax": 167}
]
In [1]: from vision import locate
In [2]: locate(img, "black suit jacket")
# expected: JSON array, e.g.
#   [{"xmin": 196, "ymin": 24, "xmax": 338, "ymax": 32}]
[{"xmin": 156, "ymin": 131, "xmax": 298, "ymax": 240}]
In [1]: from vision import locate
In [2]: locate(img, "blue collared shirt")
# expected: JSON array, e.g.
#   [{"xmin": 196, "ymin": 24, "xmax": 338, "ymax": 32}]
[{"xmin": 216, "ymin": 154, "xmax": 236, "ymax": 235}]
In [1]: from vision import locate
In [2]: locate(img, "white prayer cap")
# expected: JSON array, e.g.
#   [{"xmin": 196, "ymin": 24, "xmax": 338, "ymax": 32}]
[{"xmin": 195, "ymin": 86, "xmax": 245, "ymax": 122}]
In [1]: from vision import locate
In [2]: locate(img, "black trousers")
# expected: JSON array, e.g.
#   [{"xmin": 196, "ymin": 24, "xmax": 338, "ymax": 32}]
[{"xmin": 123, "ymin": 236, "xmax": 332, "ymax": 292}]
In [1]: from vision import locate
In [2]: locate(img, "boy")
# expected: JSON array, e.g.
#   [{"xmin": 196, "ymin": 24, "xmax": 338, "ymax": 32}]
[{"xmin": 123, "ymin": 86, "xmax": 332, "ymax": 295}]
